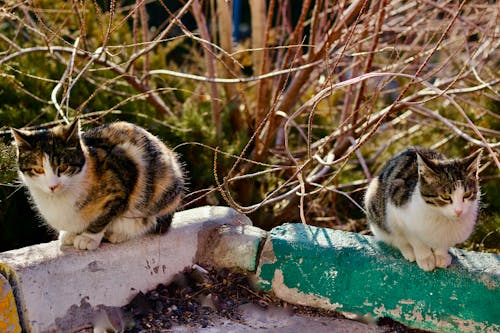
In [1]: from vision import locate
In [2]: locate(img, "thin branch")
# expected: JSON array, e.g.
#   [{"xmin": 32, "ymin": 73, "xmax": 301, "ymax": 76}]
[
  {"xmin": 191, "ymin": 0, "xmax": 221, "ymax": 138},
  {"xmin": 124, "ymin": 0, "xmax": 194, "ymax": 72},
  {"xmin": 51, "ymin": 38, "xmax": 80, "ymax": 124},
  {"xmin": 1, "ymin": 45, "xmax": 174, "ymax": 117},
  {"xmin": 147, "ymin": 60, "xmax": 324, "ymax": 83}
]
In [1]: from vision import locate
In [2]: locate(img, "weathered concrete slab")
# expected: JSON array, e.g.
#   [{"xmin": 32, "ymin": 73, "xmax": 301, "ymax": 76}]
[
  {"xmin": 0, "ymin": 206, "xmax": 251, "ymax": 333},
  {"xmin": 2, "ymin": 208, "xmax": 499, "ymax": 333},
  {"xmin": 198, "ymin": 224, "xmax": 268, "ymax": 271},
  {"xmin": 170, "ymin": 303, "xmax": 379, "ymax": 333},
  {"xmin": 256, "ymin": 223, "xmax": 500, "ymax": 333}
]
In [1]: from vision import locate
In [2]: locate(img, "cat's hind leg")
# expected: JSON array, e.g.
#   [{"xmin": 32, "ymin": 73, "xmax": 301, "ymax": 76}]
[
  {"xmin": 371, "ymin": 223, "xmax": 416, "ymax": 262},
  {"xmin": 106, "ymin": 231, "xmax": 130, "ymax": 244},
  {"xmin": 59, "ymin": 230, "xmax": 77, "ymax": 246},
  {"xmin": 105, "ymin": 216, "xmax": 153, "ymax": 243}
]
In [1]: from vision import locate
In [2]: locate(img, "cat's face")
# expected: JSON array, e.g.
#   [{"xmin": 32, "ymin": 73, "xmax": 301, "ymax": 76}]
[
  {"xmin": 417, "ymin": 150, "xmax": 481, "ymax": 220},
  {"xmin": 12, "ymin": 120, "xmax": 86, "ymax": 195}
]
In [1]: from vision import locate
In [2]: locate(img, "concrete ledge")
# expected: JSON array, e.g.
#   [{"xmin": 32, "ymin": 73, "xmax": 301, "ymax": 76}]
[
  {"xmin": 198, "ymin": 224, "xmax": 268, "ymax": 271},
  {"xmin": 2, "ymin": 208, "xmax": 499, "ymax": 333},
  {"xmin": 0, "ymin": 206, "xmax": 251, "ymax": 333},
  {"xmin": 255, "ymin": 223, "xmax": 500, "ymax": 333}
]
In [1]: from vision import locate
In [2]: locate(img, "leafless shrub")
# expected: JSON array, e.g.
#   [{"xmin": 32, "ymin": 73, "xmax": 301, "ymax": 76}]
[{"xmin": 0, "ymin": 0, "xmax": 498, "ymax": 229}]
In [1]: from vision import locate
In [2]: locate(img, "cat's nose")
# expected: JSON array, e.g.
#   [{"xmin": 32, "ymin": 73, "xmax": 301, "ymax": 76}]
[
  {"xmin": 455, "ymin": 209, "xmax": 463, "ymax": 217},
  {"xmin": 49, "ymin": 184, "xmax": 60, "ymax": 192}
]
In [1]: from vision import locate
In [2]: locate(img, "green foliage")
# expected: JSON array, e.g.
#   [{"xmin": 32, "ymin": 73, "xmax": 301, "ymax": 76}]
[
  {"xmin": 0, "ymin": 142, "xmax": 17, "ymax": 184},
  {"xmin": 462, "ymin": 214, "xmax": 500, "ymax": 254}
]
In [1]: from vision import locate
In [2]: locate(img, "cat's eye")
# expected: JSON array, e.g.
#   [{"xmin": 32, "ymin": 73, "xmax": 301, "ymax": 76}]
[
  {"xmin": 58, "ymin": 164, "xmax": 69, "ymax": 173},
  {"xmin": 33, "ymin": 167, "xmax": 45, "ymax": 175},
  {"xmin": 440, "ymin": 194, "xmax": 452, "ymax": 201},
  {"xmin": 463, "ymin": 192, "xmax": 473, "ymax": 199}
]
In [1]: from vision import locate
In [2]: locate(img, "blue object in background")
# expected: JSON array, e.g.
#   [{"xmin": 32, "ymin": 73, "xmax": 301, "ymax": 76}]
[{"xmin": 232, "ymin": 0, "xmax": 243, "ymax": 42}]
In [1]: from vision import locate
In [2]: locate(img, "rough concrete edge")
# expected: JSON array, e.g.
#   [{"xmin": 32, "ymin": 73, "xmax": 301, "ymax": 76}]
[
  {"xmin": 196, "ymin": 224, "xmax": 268, "ymax": 272},
  {"xmin": 0, "ymin": 271, "xmax": 22, "ymax": 333},
  {"xmin": 0, "ymin": 206, "xmax": 252, "ymax": 333},
  {"xmin": 0, "ymin": 265, "xmax": 29, "ymax": 332}
]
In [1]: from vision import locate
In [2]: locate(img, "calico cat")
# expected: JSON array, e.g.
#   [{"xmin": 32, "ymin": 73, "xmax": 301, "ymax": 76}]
[
  {"xmin": 365, "ymin": 147, "xmax": 482, "ymax": 271},
  {"xmin": 12, "ymin": 119, "xmax": 184, "ymax": 250}
]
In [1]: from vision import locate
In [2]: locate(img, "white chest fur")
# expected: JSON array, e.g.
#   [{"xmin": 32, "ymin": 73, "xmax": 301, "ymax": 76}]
[
  {"xmin": 387, "ymin": 187, "xmax": 478, "ymax": 250},
  {"xmin": 28, "ymin": 187, "xmax": 87, "ymax": 233}
]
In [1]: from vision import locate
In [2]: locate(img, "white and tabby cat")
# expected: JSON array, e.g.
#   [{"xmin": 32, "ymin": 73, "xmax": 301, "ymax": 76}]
[
  {"xmin": 365, "ymin": 147, "xmax": 482, "ymax": 271},
  {"xmin": 12, "ymin": 119, "xmax": 184, "ymax": 250}
]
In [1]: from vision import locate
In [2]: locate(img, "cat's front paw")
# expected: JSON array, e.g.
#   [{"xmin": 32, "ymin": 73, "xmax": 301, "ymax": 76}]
[
  {"xmin": 434, "ymin": 251, "xmax": 452, "ymax": 268},
  {"xmin": 73, "ymin": 232, "xmax": 103, "ymax": 250},
  {"xmin": 59, "ymin": 231, "xmax": 77, "ymax": 246},
  {"xmin": 399, "ymin": 246, "xmax": 416, "ymax": 262},
  {"xmin": 416, "ymin": 255, "xmax": 436, "ymax": 271}
]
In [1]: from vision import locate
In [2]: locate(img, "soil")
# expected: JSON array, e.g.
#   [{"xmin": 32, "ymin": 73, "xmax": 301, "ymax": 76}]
[{"xmin": 101, "ymin": 266, "xmax": 430, "ymax": 333}]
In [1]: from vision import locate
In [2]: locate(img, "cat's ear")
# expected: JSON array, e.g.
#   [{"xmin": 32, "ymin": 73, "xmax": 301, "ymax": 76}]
[
  {"xmin": 63, "ymin": 118, "xmax": 81, "ymax": 144},
  {"xmin": 462, "ymin": 148, "xmax": 482, "ymax": 179},
  {"xmin": 416, "ymin": 151, "xmax": 438, "ymax": 177},
  {"xmin": 11, "ymin": 128, "xmax": 33, "ymax": 149}
]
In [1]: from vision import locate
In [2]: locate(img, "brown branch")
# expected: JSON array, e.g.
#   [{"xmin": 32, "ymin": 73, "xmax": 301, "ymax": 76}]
[
  {"xmin": 275, "ymin": 0, "xmax": 367, "ymax": 116},
  {"xmin": 125, "ymin": 0, "xmax": 194, "ymax": 72},
  {"xmin": 0, "ymin": 46, "xmax": 174, "ymax": 117},
  {"xmin": 191, "ymin": 0, "xmax": 222, "ymax": 139}
]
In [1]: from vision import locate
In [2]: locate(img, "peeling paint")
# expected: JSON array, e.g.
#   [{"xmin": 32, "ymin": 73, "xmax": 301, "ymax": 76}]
[
  {"xmin": 404, "ymin": 306, "xmax": 424, "ymax": 323},
  {"xmin": 378, "ymin": 304, "xmax": 450, "ymax": 329},
  {"xmin": 259, "ymin": 239, "xmax": 277, "ymax": 265},
  {"xmin": 451, "ymin": 317, "xmax": 500, "ymax": 333},
  {"xmin": 479, "ymin": 274, "xmax": 498, "ymax": 291},
  {"xmin": 373, "ymin": 304, "xmax": 405, "ymax": 318},
  {"xmin": 360, "ymin": 290, "xmax": 498, "ymax": 333},
  {"xmin": 271, "ymin": 270, "xmax": 343, "ymax": 311},
  {"xmin": 323, "ymin": 268, "xmax": 338, "ymax": 280},
  {"xmin": 363, "ymin": 300, "xmax": 373, "ymax": 307},
  {"xmin": 398, "ymin": 299, "xmax": 415, "ymax": 305},
  {"xmin": 255, "ymin": 238, "xmax": 277, "ymax": 290}
]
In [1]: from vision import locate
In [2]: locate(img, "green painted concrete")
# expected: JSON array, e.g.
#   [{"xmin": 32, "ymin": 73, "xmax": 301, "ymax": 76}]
[{"xmin": 256, "ymin": 223, "xmax": 500, "ymax": 333}]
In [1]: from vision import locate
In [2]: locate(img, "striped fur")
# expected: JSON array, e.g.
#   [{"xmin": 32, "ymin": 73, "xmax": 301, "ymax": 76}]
[
  {"xmin": 364, "ymin": 147, "xmax": 481, "ymax": 271},
  {"xmin": 12, "ymin": 119, "xmax": 184, "ymax": 250}
]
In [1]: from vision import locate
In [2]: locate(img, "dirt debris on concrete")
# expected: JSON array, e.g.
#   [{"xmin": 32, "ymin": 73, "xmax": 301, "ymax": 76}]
[
  {"xmin": 83, "ymin": 265, "xmax": 426, "ymax": 333},
  {"xmin": 72, "ymin": 265, "xmax": 429, "ymax": 332},
  {"xmin": 67, "ymin": 265, "xmax": 428, "ymax": 332}
]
